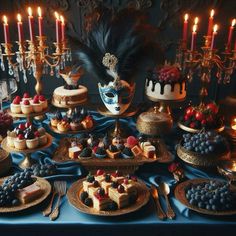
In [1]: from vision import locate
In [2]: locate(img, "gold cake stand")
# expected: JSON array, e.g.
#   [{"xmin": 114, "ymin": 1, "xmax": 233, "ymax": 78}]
[
  {"xmin": 1, "ymin": 133, "xmax": 53, "ymax": 169},
  {"xmin": 97, "ymin": 105, "xmax": 139, "ymax": 138}
]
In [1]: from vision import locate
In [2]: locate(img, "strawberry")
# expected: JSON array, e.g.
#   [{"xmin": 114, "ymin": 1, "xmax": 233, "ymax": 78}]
[
  {"xmin": 126, "ymin": 136, "xmax": 138, "ymax": 148},
  {"xmin": 13, "ymin": 98, "xmax": 20, "ymax": 105}
]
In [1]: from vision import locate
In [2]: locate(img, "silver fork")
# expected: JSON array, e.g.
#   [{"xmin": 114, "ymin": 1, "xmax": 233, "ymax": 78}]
[{"xmin": 49, "ymin": 181, "xmax": 67, "ymax": 221}]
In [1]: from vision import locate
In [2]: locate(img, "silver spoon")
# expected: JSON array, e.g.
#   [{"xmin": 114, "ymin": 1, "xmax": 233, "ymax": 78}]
[{"xmin": 159, "ymin": 182, "xmax": 176, "ymax": 219}]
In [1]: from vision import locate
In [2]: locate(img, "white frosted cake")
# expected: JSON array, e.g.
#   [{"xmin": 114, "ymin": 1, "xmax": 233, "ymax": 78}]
[
  {"xmin": 145, "ymin": 64, "xmax": 186, "ymax": 101},
  {"xmin": 52, "ymin": 85, "xmax": 88, "ymax": 106}
]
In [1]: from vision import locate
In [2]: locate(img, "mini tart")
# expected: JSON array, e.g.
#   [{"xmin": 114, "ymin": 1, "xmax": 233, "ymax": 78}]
[
  {"xmin": 26, "ymin": 137, "xmax": 39, "ymax": 149},
  {"xmin": 31, "ymin": 101, "xmax": 43, "ymax": 113},
  {"xmin": 21, "ymin": 103, "xmax": 33, "ymax": 114},
  {"xmin": 38, "ymin": 134, "xmax": 47, "ymax": 146},
  {"xmin": 40, "ymin": 99, "xmax": 48, "ymax": 110},
  {"xmin": 10, "ymin": 103, "xmax": 22, "ymax": 114},
  {"xmin": 14, "ymin": 138, "xmax": 26, "ymax": 150},
  {"xmin": 70, "ymin": 121, "xmax": 83, "ymax": 131},
  {"xmin": 50, "ymin": 117, "xmax": 59, "ymax": 127},
  {"xmin": 57, "ymin": 120, "xmax": 70, "ymax": 132}
]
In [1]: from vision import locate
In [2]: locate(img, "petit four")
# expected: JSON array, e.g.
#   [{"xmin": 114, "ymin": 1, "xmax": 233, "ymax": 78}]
[{"xmin": 106, "ymin": 145, "xmax": 120, "ymax": 159}]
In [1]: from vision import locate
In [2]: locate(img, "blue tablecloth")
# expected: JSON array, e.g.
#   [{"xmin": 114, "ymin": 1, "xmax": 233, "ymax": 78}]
[{"xmin": 1, "ymin": 104, "xmax": 236, "ymax": 236}]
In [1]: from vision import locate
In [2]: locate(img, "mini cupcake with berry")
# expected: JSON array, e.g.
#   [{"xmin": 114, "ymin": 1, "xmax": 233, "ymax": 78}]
[
  {"xmin": 25, "ymin": 130, "xmax": 39, "ymax": 149},
  {"xmin": 10, "ymin": 96, "xmax": 22, "ymax": 114},
  {"xmin": 146, "ymin": 62, "xmax": 186, "ymax": 101},
  {"xmin": 22, "ymin": 92, "xmax": 31, "ymax": 101},
  {"xmin": 14, "ymin": 133, "xmax": 26, "ymax": 150},
  {"xmin": 39, "ymin": 95, "xmax": 48, "ymax": 110},
  {"xmin": 21, "ymin": 99, "xmax": 33, "ymax": 114},
  {"xmin": 31, "ymin": 95, "xmax": 43, "ymax": 113}
]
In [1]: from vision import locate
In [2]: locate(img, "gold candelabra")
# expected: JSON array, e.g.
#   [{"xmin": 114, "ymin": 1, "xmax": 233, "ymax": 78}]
[
  {"xmin": 176, "ymin": 36, "xmax": 236, "ymax": 105},
  {"xmin": 0, "ymin": 37, "xmax": 71, "ymax": 95}
]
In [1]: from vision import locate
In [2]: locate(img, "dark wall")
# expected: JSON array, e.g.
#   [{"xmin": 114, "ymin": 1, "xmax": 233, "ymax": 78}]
[{"xmin": 0, "ymin": 0, "xmax": 236, "ymax": 104}]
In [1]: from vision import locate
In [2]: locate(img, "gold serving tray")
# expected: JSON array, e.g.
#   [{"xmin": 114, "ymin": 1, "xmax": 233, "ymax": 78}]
[
  {"xmin": 53, "ymin": 138, "xmax": 172, "ymax": 174},
  {"xmin": 178, "ymin": 121, "xmax": 225, "ymax": 133},
  {"xmin": 175, "ymin": 178, "xmax": 236, "ymax": 216},
  {"xmin": 0, "ymin": 177, "xmax": 51, "ymax": 213},
  {"xmin": 67, "ymin": 178, "xmax": 150, "ymax": 216},
  {"xmin": 176, "ymin": 141, "xmax": 230, "ymax": 168}
]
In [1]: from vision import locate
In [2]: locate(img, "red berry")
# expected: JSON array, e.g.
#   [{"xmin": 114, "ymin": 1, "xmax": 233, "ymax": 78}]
[
  {"xmin": 206, "ymin": 115, "xmax": 214, "ymax": 124},
  {"xmin": 34, "ymin": 131, "xmax": 40, "ymax": 137},
  {"xmin": 185, "ymin": 107, "xmax": 195, "ymax": 117},
  {"xmin": 23, "ymin": 93, "xmax": 30, "ymax": 98},
  {"xmin": 123, "ymin": 178, "xmax": 129, "ymax": 185},
  {"xmin": 18, "ymin": 123, "xmax": 25, "ymax": 130},
  {"xmin": 184, "ymin": 115, "xmax": 189, "ymax": 121},
  {"xmin": 126, "ymin": 136, "xmax": 138, "ymax": 148},
  {"xmin": 13, "ymin": 99, "xmax": 20, "ymax": 105},
  {"xmin": 168, "ymin": 162, "xmax": 180, "ymax": 173},
  {"xmin": 115, "ymin": 170, "xmax": 121, "ymax": 177},
  {"xmin": 25, "ymin": 122, "xmax": 32, "ymax": 128},
  {"xmin": 33, "ymin": 98, "xmax": 39, "ymax": 104},
  {"xmin": 201, "ymin": 119, "xmax": 207, "ymax": 125},
  {"xmin": 93, "ymin": 146, "xmax": 98, "ymax": 153},
  {"xmin": 39, "ymin": 95, "xmax": 46, "ymax": 101},
  {"xmin": 15, "ymin": 96, "xmax": 21, "ymax": 101},
  {"xmin": 23, "ymin": 100, "xmax": 30, "ymax": 105},
  {"xmin": 190, "ymin": 122, "xmax": 196, "ymax": 128},
  {"xmin": 18, "ymin": 134, "xmax": 24, "ymax": 140},
  {"xmin": 206, "ymin": 103, "xmax": 218, "ymax": 114},
  {"xmin": 96, "ymin": 169, "xmax": 105, "ymax": 176},
  {"xmin": 195, "ymin": 111, "xmax": 204, "ymax": 121},
  {"xmin": 117, "ymin": 185, "xmax": 125, "ymax": 193}
]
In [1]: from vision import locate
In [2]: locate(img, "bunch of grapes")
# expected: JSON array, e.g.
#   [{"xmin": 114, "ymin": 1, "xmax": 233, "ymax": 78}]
[
  {"xmin": 185, "ymin": 181, "xmax": 236, "ymax": 211},
  {"xmin": 182, "ymin": 131, "xmax": 227, "ymax": 155},
  {"xmin": 29, "ymin": 163, "xmax": 57, "ymax": 177},
  {"xmin": 0, "ymin": 170, "xmax": 34, "ymax": 207}
]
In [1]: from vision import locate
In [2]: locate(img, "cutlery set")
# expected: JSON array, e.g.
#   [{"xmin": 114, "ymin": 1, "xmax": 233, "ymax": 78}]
[
  {"xmin": 150, "ymin": 182, "xmax": 175, "ymax": 220},
  {"xmin": 42, "ymin": 181, "xmax": 67, "ymax": 221}
]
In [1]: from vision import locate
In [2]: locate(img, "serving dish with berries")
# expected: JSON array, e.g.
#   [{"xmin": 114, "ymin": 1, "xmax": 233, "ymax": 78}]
[
  {"xmin": 175, "ymin": 178, "xmax": 236, "ymax": 216},
  {"xmin": 178, "ymin": 103, "xmax": 224, "ymax": 133},
  {"xmin": 67, "ymin": 170, "xmax": 150, "ymax": 216},
  {"xmin": 53, "ymin": 134, "xmax": 171, "ymax": 174},
  {"xmin": 0, "ymin": 170, "xmax": 51, "ymax": 213},
  {"xmin": 177, "ymin": 131, "xmax": 230, "ymax": 168}
]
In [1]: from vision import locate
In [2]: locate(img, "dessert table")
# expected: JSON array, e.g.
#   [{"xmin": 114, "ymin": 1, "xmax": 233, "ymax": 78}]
[{"xmin": 0, "ymin": 103, "xmax": 236, "ymax": 236}]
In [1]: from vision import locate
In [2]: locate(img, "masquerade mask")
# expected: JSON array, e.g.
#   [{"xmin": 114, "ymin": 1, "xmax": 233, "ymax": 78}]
[{"xmin": 98, "ymin": 53, "xmax": 135, "ymax": 115}]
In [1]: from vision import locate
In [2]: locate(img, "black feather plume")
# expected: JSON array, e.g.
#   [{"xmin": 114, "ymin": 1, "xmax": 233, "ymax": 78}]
[{"xmin": 74, "ymin": 6, "xmax": 164, "ymax": 83}]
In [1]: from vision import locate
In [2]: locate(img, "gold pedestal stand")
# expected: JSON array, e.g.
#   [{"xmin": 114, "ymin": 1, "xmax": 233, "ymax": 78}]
[
  {"xmin": 97, "ymin": 105, "xmax": 139, "ymax": 138},
  {"xmin": 1, "ymin": 134, "xmax": 53, "ymax": 169}
]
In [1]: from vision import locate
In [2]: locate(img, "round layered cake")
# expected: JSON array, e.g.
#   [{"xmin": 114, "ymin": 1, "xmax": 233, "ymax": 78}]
[
  {"xmin": 146, "ymin": 64, "xmax": 186, "ymax": 101},
  {"xmin": 52, "ymin": 85, "xmax": 88, "ymax": 107}
]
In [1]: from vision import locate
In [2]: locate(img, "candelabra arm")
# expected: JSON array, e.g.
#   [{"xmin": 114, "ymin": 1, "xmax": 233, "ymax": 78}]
[{"xmin": 44, "ymin": 55, "xmax": 61, "ymax": 68}]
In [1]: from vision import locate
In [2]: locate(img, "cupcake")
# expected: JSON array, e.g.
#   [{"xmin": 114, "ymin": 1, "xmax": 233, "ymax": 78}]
[
  {"xmin": 22, "ymin": 92, "xmax": 31, "ymax": 101},
  {"xmin": 14, "ymin": 134, "xmax": 26, "ymax": 150},
  {"xmin": 10, "ymin": 96, "xmax": 22, "ymax": 114},
  {"xmin": 70, "ymin": 119, "xmax": 83, "ymax": 131},
  {"xmin": 7, "ymin": 130, "xmax": 17, "ymax": 148},
  {"xmin": 79, "ymin": 147, "xmax": 92, "ymax": 159},
  {"xmin": 51, "ymin": 111, "xmax": 62, "ymax": 127},
  {"xmin": 95, "ymin": 147, "xmax": 107, "ymax": 158},
  {"xmin": 122, "ymin": 147, "xmax": 134, "ymax": 159},
  {"xmin": 31, "ymin": 96, "xmax": 43, "ymax": 113},
  {"xmin": 21, "ymin": 100, "xmax": 33, "ymax": 114},
  {"xmin": 39, "ymin": 95, "xmax": 48, "ymax": 110},
  {"xmin": 81, "ymin": 115, "xmax": 94, "ymax": 129},
  {"xmin": 25, "ymin": 131, "xmax": 39, "ymax": 149},
  {"xmin": 57, "ymin": 120, "xmax": 70, "ymax": 132}
]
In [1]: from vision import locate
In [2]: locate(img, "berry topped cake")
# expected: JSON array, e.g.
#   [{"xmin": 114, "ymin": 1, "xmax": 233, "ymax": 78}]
[{"xmin": 146, "ymin": 63, "xmax": 186, "ymax": 101}]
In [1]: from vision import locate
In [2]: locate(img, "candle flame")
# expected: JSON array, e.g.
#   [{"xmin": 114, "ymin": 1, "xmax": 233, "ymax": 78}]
[
  {"xmin": 184, "ymin": 14, "xmax": 189, "ymax": 22},
  {"xmin": 3, "ymin": 15, "xmax": 8, "ymax": 24},
  {"xmin": 60, "ymin": 15, "xmax": 64, "ymax": 24},
  {"xmin": 210, "ymin": 9, "xmax": 215, "ymax": 18},
  {"xmin": 193, "ymin": 24, "xmax": 197, "ymax": 32},
  {"xmin": 232, "ymin": 19, "xmax": 236, "ymax": 27},
  {"xmin": 232, "ymin": 118, "xmax": 236, "ymax": 131},
  {"xmin": 17, "ymin": 14, "xmax": 22, "ymax": 22},
  {"xmin": 28, "ymin": 7, "xmax": 33, "ymax": 16},
  {"xmin": 194, "ymin": 17, "xmax": 199, "ymax": 25},
  {"xmin": 37, "ymin": 7, "xmax": 42, "ymax": 17},
  {"xmin": 213, "ymin": 24, "xmax": 218, "ymax": 33},
  {"xmin": 55, "ymin": 12, "xmax": 60, "ymax": 20}
]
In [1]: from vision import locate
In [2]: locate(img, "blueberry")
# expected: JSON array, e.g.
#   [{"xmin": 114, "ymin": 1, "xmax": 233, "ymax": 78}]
[
  {"xmin": 80, "ymin": 191, "xmax": 88, "ymax": 203},
  {"xmin": 84, "ymin": 198, "xmax": 93, "ymax": 207}
]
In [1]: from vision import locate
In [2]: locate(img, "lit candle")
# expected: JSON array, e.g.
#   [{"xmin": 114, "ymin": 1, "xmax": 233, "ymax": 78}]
[
  {"xmin": 37, "ymin": 7, "xmax": 43, "ymax": 37},
  {"xmin": 211, "ymin": 24, "xmax": 218, "ymax": 50},
  {"xmin": 207, "ymin": 9, "xmax": 214, "ymax": 37},
  {"xmin": 2, "ymin": 15, "xmax": 10, "ymax": 43},
  {"xmin": 17, "ymin": 14, "xmax": 24, "ymax": 42},
  {"xmin": 226, "ymin": 19, "xmax": 236, "ymax": 51},
  {"xmin": 191, "ymin": 24, "xmax": 197, "ymax": 51},
  {"xmin": 194, "ymin": 17, "xmax": 199, "ymax": 26},
  {"xmin": 183, "ymin": 14, "xmax": 189, "ymax": 42},
  {"xmin": 55, "ymin": 12, "xmax": 61, "ymax": 43},
  {"xmin": 231, "ymin": 117, "xmax": 236, "ymax": 131},
  {"xmin": 28, "ymin": 7, "xmax": 34, "ymax": 41},
  {"xmin": 60, "ymin": 15, "xmax": 65, "ymax": 42}
]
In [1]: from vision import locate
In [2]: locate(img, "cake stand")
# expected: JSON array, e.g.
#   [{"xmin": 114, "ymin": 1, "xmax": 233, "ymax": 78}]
[
  {"xmin": 1, "ymin": 133, "xmax": 53, "ymax": 169},
  {"xmin": 97, "ymin": 105, "xmax": 139, "ymax": 138}
]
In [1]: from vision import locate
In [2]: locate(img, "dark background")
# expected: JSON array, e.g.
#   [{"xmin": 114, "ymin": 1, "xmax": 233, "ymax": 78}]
[{"xmin": 0, "ymin": 0, "xmax": 235, "ymax": 105}]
